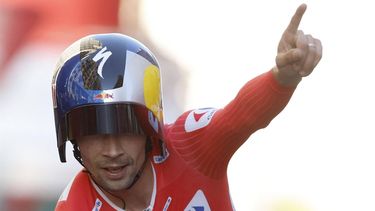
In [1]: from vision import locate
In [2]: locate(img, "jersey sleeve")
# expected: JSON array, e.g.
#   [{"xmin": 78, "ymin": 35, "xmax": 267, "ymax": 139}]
[{"xmin": 167, "ymin": 70, "xmax": 297, "ymax": 179}]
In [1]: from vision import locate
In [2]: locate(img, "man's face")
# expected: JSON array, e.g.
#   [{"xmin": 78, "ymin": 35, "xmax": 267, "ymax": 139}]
[{"xmin": 76, "ymin": 133, "xmax": 147, "ymax": 192}]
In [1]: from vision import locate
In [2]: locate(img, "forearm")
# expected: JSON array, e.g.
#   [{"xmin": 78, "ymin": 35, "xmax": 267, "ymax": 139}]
[
  {"xmin": 219, "ymin": 69, "xmax": 297, "ymax": 132},
  {"xmin": 203, "ymin": 70, "xmax": 297, "ymax": 164}
]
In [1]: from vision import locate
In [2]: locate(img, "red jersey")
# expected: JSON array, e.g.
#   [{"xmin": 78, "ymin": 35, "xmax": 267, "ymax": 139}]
[{"xmin": 56, "ymin": 71, "xmax": 296, "ymax": 210}]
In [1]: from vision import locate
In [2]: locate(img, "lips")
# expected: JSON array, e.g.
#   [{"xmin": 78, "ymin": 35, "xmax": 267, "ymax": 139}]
[{"xmin": 103, "ymin": 165, "xmax": 127, "ymax": 180}]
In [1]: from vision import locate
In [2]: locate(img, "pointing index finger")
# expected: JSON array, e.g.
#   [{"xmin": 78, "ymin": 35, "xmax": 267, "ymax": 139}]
[{"xmin": 285, "ymin": 4, "xmax": 307, "ymax": 34}]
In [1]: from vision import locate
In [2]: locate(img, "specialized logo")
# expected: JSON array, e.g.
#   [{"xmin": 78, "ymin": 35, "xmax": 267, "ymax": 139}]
[
  {"xmin": 184, "ymin": 190, "xmax": 211, "ymax": 211},
  {"xmin": 92, "ymin": 46, "xmax": 112, "ymax": 78},
  {"xmin": 184, "ymin": 108, "xmax": 217, "ymax": 132},
  {"xmin": 92, "ymin": 198, "xmax": 102, "ymax": 211}
]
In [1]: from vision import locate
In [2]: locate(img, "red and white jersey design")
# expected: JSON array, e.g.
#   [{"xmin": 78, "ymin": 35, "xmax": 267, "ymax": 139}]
[{"xmin": 56, "ymin": 71, "xmax": 296, "ymax": 210}]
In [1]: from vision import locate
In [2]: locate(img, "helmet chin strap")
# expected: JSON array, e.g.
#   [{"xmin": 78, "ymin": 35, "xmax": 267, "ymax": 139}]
[{"xmin": 73, "ymin": 142, "xmax": 84, "ymax": 166}]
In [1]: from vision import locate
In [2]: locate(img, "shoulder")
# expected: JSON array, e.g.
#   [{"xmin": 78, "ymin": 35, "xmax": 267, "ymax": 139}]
[
  {"xmin": 55, "ymin": 170, "xmax": 93, "ymax": 211},
  {"xmin": 166, "ymin": 108, "xmax": 218, "ymax": 136}
]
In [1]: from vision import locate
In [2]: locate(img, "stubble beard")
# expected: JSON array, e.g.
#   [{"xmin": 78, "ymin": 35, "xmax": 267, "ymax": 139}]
[{"xmin": 91, "ymin": 157, "xmax": 138, "ymax": 193}]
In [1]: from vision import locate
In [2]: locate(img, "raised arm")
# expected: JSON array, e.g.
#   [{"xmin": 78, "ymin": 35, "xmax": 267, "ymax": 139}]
[{"xmin": 169, "ymin": 4, "xmax": 323, "ymax": 179}]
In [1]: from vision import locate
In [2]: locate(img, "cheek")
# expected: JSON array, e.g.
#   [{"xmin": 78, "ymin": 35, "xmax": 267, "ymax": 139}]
[
  {"xmin": 78, "ymin": 143, "xmax": 99, "ymax": 166},
  {"xmin": 79, "ymin": 149, "xmax": 92, "ymax": 166},
  {"xmin": 122, "ymin": 140, "xmax": 146, "ymax": 157},
  {"xmin": 80, "ymin": 151, "xmax": 100, "ymax": 172}
]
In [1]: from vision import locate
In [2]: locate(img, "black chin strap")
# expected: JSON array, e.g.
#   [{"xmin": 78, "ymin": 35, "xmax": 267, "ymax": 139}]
[{"xmin": 73, "ymin": 142, "xmax": 84, "ymax": 166}]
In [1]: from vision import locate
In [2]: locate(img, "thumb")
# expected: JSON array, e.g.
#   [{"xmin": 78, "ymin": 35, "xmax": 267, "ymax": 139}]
[{"xmin": 276, "ymin": 49, "xmax": 302, "ymax": 68}]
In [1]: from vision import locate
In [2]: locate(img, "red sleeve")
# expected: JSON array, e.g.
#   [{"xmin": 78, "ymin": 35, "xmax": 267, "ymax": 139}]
[{"xmin": 167, "ymin": 70, "xmax": 297, "ymax": 179}]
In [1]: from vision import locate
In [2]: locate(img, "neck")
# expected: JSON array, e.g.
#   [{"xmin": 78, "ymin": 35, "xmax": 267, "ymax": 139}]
[{"xmin": 103, "ymin": 160, "xmax": 154, "ymax": 210}]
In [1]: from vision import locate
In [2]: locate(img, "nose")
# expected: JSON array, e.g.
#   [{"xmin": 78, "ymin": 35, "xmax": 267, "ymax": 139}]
[{"xmin": 101, "ymin": 135, "xmax": 124, "ymax": 158}]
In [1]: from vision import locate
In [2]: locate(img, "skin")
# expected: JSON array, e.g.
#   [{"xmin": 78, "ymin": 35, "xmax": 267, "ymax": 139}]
[
  {"xmin": 76, "ymin": 133, "xmax": 153, "ymax": 210},
  {"xmin": 273, "ymin": 4, "xmax": 323, "ymax": 86}
]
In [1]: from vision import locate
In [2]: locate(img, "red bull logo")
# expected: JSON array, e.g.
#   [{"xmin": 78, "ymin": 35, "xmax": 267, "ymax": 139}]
[{"xmin": 94, "ymin": 93, "xmax": 113, "ymax": 100}]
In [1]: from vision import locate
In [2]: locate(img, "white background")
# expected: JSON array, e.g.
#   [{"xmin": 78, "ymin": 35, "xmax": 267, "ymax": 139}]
[{"xmin": 142, "ymin": 0, "xmax": 375, "ymax": 210}]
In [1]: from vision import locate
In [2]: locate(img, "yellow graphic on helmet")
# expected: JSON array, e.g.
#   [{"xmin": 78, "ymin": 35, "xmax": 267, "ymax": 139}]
[{"xmin": 144, "ymin": 65, "xmax": 162, "ymax": 121}]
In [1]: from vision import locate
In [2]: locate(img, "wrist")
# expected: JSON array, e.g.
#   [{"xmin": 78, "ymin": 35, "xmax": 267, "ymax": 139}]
[{"xmin": 272, "ymin": 66, "xmax": 302, "ymax": 87}]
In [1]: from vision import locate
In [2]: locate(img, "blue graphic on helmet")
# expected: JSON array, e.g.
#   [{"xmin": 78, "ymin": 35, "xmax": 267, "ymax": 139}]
[
  {"xmin": 52, "ymin": 33, "xmax": 163, "ymax": 163},
  {"xmin": 55, "ymin": 34, "xmax": 158, "ymax": 117}
]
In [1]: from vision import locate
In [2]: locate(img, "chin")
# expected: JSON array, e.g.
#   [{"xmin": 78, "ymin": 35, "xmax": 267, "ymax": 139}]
[
  {"xmin": 100, "ymin": 179, "xmax": 130, "ymax": 192},
  {"xmin": 103, "ymin": 174, "xmax": 137, "ymax": 192}
]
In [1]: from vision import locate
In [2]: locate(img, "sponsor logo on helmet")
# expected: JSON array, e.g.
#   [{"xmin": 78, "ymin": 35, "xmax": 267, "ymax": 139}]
[
  {"xmin": 81, "ymin": 39, "xmax": 125, "ymax": 90},
  {"xmin": 94, "ymin": 92, "xmax": 114, "ymax": 100},
  {"xmin": 184, "ymin": 190, "xmax": 211, "ymax": 211},
  {"xmin": 184, "ymin": 108, "xmax": 217, "ymax": 132},
  {"xmin": 92, "ymin": 46, "xmax": 113, "ymax": 79}
]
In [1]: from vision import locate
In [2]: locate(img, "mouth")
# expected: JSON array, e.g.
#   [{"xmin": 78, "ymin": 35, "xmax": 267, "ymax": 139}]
[{"xmin": 103, "ymin": 165, "xmax": 128, "ymax": 180}]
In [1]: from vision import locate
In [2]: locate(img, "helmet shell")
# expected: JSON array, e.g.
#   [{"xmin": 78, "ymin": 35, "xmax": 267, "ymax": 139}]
[{"xmin": 52, "ymin": 33, "xmax": 164, "ymax": 162}]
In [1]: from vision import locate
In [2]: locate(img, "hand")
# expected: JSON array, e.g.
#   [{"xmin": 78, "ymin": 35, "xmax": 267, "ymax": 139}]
[{"xmin": 273, "ymin": 4, "xmax": 322, "ymax": 86}]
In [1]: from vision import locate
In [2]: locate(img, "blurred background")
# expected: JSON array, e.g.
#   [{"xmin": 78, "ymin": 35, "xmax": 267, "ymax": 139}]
[{"xmin": 0, "ymin": 0, "xmax": 374, "ymax": 210}]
